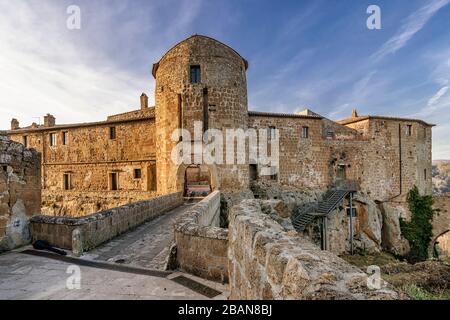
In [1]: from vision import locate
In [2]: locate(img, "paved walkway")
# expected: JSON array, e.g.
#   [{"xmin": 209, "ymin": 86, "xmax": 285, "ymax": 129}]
[
  {"xmin": 82, "ymin": 202, "xmax": 195, "ymax": 270},
  {"xmin": 0, "ymin": 250, "xmax": 227, "ymax": 300}
]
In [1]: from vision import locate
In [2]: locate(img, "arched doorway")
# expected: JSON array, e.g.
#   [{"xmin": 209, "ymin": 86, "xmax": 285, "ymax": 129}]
[
  {"xmin": 176, "ymin": 164, "xmax": 219, "ymax": 197},
  {"xmin": 433, "ymin": 230, "xmax": 450, "ymax": 259}
]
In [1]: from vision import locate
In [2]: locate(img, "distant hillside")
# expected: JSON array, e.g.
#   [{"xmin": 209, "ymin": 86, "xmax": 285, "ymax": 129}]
[{"xmin": 433, "ymin": 160, "xmax": 450, "ymax": 194}]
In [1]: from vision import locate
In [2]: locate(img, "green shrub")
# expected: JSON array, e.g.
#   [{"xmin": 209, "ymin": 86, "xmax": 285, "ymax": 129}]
[{"xmin": 400, "ymin": 186, "xmax": 436, "ymax": 263}]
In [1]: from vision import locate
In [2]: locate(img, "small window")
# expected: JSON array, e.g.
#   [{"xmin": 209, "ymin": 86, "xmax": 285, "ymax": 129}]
[
  {"xmin": 407, "ymin": 125, "xmax": 412, "ymax": 136},
  {"xmin": 301, "ymin": 126, "xmax": 309, "ymax": 139},
  {"xmin": 268, "ymin": 126, "xmax": 276, "ymax": 139},
  {"xmin": 50, "ymin": 133, "xmax": 57, "ymax": 146},
  {"xmin": 62, "ymin": 131, "xmax": 69, "ymax": 145},
  {"xmin": 134, "ymin": 168, "xmax": 142, "ymax": 179},
  {"xmin": 63, "ymin": 173, "xmax": 72, "ymax": 191},
  {"xmin": 346, "ymin": 207, "xmax": 357, "ymax": 217},
  {"xmin": 109, "ymin": 127, "xmax": 116, "ymax": 140},
  {"xmin": 110, "ymin": 172, "xmax": 118, "ymax": 191},
  {"xmin": 190, "ymin": 65, "xmax": 201, "ymax": 84},
  {"xmin": 2, "ymin": 165, "xmax": 7, "ymax": 172},
  {"xmin": 23, "ymin": 136, "xmax": 28, "ymax": 147},
  {"xmin": 249, "ymin": 164, "xmax": 258, "ymax": 181},
  {"xmin": 424, "ymin": 168, "xmax": 427, "ymax": 180}
]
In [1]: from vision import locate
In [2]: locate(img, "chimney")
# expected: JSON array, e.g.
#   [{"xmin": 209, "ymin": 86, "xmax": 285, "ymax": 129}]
[
  {"xmin": 140, "ymin": 93, "xmax": 148, "ymax": 109},
  {"xmin": 44, "ymin": 114, "xmax": 55, "ymax": 127},
  {"xmin": 352, "ymin": 109, "xmax": 358, "ymax": 118},
  {"xmin": 11, "ymin": 118, "xmax": 19, "ymax": 130}
]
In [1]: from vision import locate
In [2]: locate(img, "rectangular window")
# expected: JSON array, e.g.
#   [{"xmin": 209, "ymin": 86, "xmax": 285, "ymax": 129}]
[
  {"xmin": 249, "ymin": 164, "xmax": 258, "ymax": 181},
  {"xmin": 23, "ymin": 136, "xmax": 28, "ymax": 147},
  {"xmin": 109, "ymin": 127, "xmax": 116, "ymax": 140},
  {"xmin": 268, "ymin": 126, "xmax": 276, "ymax": 139},
  {"xmin": 50, "ymin": 133, "xmax": 57, "ymax": 146},
  {"xmin": 62, "ymin": 131, "xmax": 69, "ymax": 145},
  {"xmin": 346, "ymin": 207, "xmax": 357, "ymax": 217},
  {"xmin": 134, "ymin": 168, "xmax": 142, "ymax": 179},
  {"xmin": 301, "ymin": 126, "xmax": 309, "ymax": 139},
  {"xmin": 407, "ymin": 124, "xmax": 412, "ymax": 136},
  {"xmin": 424, "ymin": 168, "xmax": 427, "ymax": 180},
  {"xmin": 110, "ymin": 172, "xmax": 118, "ymax": 191},
  {"xmin": 190, "ymin": 65, "xmax": 201, "ymax": 84},
  {"xmin": 63, "ymin": 173, "xmax": 72, "ymax": 191}
]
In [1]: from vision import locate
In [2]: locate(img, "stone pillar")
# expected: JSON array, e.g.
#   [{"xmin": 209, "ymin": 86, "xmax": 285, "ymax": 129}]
[{"xmin": 72, "ymin": 228, "xmax": 83, "ymax": 257}]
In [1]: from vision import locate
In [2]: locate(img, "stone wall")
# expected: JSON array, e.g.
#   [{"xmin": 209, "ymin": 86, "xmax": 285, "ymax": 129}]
[
  {"xmin": 0, "ymin": 136, "xmax": 41, "ymax": 252},
  {"xmin": 174, "ymin": 191, "xmax": 229, "ymax": 282},
  {"xmin": 30, "ymin": 192, "xmax": 183, "ymax": 253},
  {"xmin": 41, "ymin": 189, "xmax": 158, "ymax": 217},
  {"xmin": 228, "ymin": 199, "xmax": 400, "ymax": 300},
  {"xmin": 432, "ymin": 194, "xmax": 450, "ymax": 247},
  {"xmin": 8, "ymin": 113, "xmax": 156, "ymax": 216}
]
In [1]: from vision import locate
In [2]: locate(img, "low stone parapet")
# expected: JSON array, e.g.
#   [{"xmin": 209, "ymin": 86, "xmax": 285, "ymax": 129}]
[
  {"xmin": 228, "ymin": 199, "xmax": 401, "ymax": 300},
  {"xmin": 174, "ymin": 191, "xmax": 228, "ymax": 282},
  {"xmin": 30, "ymin": 192, "xmax": 183, "ymax": 254}
]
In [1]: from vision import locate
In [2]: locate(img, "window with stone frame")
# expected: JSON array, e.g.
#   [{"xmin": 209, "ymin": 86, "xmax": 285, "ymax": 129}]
[
  {"xmin": 49, "ymin": 133, "xmax": 57, "ymax": 146},
  {"xmin": 134, "ymin": 168, "xmax": 142, "ymax": 179},
  {"xmin": 301, "ymin": 126, "xmax": 309, "ymax": 139},
  {"xmin": 63, "ymin": 173, "xmax": 72, "ymax": 191},
  {"xmin": 110, "ymin": 172, "xmax": 118, "ymax": 191},
  {"xmin": 62, "ymin": 131, "xmax": 69, "ymax": 145},
  {"xmin": 109, "ymin": 126, "xmax": 116, "ymax": 140},
  {"xmin": 407, "ymin": 124, "xmax": 412, "ymax": 136},
  {"xmin": 22, "ymin": 136, "xmax": 28, "ymax": 147},
  {"xmin": 268, "ymin": 126, "xmax": 276, "ymax": 140},
  {"xmin": 190, "ymin": 65, "xmax": 201, "ymax": 84}
]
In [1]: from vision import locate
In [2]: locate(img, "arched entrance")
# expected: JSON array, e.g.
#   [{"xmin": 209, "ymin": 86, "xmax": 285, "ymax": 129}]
[
  {"xmin": 432, "ymin": 230, "xmax": 450, "ymax": 259},
  {"xmin": 176, "ymin": 164, "xmax": 219, "ymax": 197}
]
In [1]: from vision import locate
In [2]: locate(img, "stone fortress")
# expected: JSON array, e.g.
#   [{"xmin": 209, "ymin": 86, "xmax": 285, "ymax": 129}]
[
  {"xmin": 1, "ymin": 35, "xmax": 449, "ymax": 299},
  {"xmin": 6, "ymin": 35, "xmax": 433, "ymax": 212}
]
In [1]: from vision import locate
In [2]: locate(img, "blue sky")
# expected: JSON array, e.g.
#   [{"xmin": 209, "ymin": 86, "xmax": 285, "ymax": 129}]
[{"xmin": 0, "ymin": 0, "xmax": 449, "ymax": 158}]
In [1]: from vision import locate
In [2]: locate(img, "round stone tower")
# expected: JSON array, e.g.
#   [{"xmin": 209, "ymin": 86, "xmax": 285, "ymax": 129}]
[{"xmin": 153, "ymin": 35, "xmax": 249, "ymax": 194}]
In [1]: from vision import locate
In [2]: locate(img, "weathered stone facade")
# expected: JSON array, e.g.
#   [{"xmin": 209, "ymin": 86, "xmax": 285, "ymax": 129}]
[
  {"xmin": 30, "ymin": 192, "xmax": 183, "ymax": 253},
  {"xmin": 228, "ymin": 199, "xmax": 400, "ymax": 300},
  {"xmin": 0, "ymin": 136, "xmax": 41, "ymax": 251},
  {"xmin": 5, "ymin": 35, "xmax": 434, "ymax": 220},
  {"xmin": 174, "ymin": 191, "xmax": 229, "ymax": 282}
]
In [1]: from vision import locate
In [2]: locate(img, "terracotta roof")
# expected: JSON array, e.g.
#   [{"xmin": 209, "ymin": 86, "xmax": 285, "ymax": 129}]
[
  {"xmin": 337, "ymin": 115, "xmax": 435, "ymax": 127},
  {"xmin": 248, "ymin": 111, "xmax": 322, "ymax": 119}
]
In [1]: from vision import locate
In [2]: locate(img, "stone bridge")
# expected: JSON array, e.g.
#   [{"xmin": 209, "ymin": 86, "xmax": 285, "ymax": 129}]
[{"xmin": 432, "ymin": 194, "xmax": 450, "ymax": 254}]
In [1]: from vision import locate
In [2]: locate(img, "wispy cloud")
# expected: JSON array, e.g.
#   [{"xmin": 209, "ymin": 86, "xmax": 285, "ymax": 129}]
[
  {"xmin": 372, "ymin": 0, "xmax": 450, "ymax": 61},
  {"xmin": 428, "ymin": 86, "xmax": 449, "ymax": 106}
]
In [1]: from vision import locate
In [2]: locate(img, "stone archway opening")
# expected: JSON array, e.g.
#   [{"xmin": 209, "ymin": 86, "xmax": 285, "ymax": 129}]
[{"xmin": 433, "ymin": 230, "xmax": 450, "ymax": 260}]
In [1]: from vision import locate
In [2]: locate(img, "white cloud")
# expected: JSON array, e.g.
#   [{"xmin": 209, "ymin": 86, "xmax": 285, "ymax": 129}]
[
  {"xmin": 428, "ymin": 86, "xmax": 449, "ymax": 106},
  {"xmin": 372, "ymin": 0, "xmax": 450, "ymax": 61},
  {"xmin": 0, "ymin": 0, "xmax": 204, "ymax": 130}
]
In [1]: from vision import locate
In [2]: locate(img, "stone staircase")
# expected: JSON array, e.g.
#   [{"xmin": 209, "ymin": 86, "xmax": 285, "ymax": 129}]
[{"xmin": 291, "ymin": 188, "xmax": 355, "ymax": 232}]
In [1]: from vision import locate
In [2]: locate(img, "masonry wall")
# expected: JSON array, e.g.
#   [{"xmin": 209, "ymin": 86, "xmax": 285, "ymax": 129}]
[
  {"xmin": 174, "ymin": 191, "xmax": 228, "ymax": 282},
  {"xmin": 0, "ymin": 136, "xmax": 41, "ymax": 252},
  {"xmin": 8, "ymin": 115, "xmax": 157, "ymax": 216},
  {"xmin": 30, "ymin": 192, "xmax": 183, "ymax": 252},
  {"xmin": 228, "ymin": 199, "xmax": 400, "ymax": 300},
  {"xmin": 155, "ymin": 35, "xmax": 250, "ymax": 195}
]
